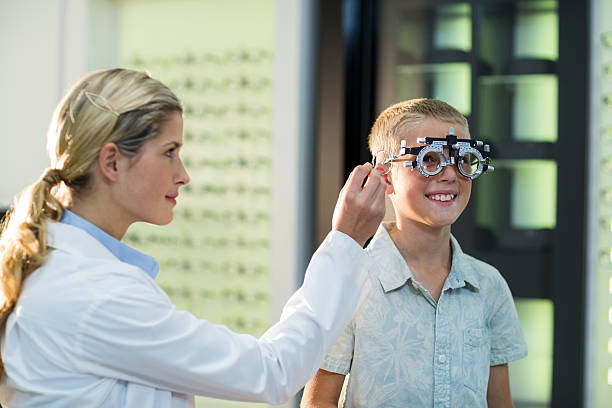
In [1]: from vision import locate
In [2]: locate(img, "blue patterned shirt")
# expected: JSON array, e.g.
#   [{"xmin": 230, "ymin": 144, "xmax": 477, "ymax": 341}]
[{"xmin": 321, "ymin": 223, "xmax": 527, "ymax": 407}]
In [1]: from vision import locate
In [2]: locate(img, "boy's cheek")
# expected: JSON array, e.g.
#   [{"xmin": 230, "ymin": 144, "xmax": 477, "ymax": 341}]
[{"xmin": 462, "ymin": 180, "xmax": 473, "ymax": 198}]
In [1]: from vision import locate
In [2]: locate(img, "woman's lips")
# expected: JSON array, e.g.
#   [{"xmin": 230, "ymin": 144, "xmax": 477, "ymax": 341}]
[{"xmin": 166, "ymin": 195, "xmax": 177, "ymax": 205}]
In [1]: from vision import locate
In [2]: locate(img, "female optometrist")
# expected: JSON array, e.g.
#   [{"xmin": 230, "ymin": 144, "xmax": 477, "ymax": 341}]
[{"xmin": 0, "ymin": 68, "xmax": 386, "ymax": 407}]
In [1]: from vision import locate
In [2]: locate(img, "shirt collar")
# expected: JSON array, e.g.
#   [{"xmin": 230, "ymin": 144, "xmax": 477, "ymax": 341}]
[
  {"xmin": 367, "ymin": 223, "xmax": 413, "ymax": 292},
  {"xmin": 60, "ymin": 210, "xmax": 159, "ymax": 279},
  {"xmin": 368, "ymin": 222, "xmax": 480, "ymax": 293},
  {"xmin": 447, "ymin": 235, "xmax": 480, "ymax": 290}
]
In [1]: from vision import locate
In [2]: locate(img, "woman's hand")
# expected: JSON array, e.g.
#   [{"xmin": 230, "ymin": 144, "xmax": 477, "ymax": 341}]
[{"xmin": 331, "ymin": 163, "xmax": 386, "ymax": 247}]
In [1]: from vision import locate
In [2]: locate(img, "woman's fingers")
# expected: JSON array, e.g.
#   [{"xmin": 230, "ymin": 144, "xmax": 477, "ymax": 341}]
[{"xmin": 331, "ymin": 163, "xmax": 386, "ymax": 247}]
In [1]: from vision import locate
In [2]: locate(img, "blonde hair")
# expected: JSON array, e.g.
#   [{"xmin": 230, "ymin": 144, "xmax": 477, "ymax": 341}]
[
  {"xmin": 0, "ymin": 68, "xmax": 181, "ymax": 373},
  {"xmin": 368, "ymin": 98, "xmax": 470, "ymax": 161}
]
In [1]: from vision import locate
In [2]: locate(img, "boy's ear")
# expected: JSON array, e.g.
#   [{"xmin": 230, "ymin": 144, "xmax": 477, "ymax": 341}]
[
  {"xmin": 98, "ymin": 142, "xmax": 121, "ymax": 181},
  {"xmin": 374, "ymin": 164, "xmax": 395, "ymax": 195},
  {"xmin": 384, "ymin": 173, "xmax": 394, "ymax": 195}
]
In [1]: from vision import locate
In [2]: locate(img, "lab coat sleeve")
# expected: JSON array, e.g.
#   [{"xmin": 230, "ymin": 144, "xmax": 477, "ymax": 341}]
[{"xmin": 73, "ymin": 230, "xmax": 372, "ymax": 404}]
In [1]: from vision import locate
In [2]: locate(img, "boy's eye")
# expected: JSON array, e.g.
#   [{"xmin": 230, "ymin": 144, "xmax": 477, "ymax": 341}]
[
  {"xmin": 422, "ymin": 153, "xmax": 439, "ymax": 163},
  {"xmin": 165, "ymin": 148, "xmax": 176, "ymax": 157}
]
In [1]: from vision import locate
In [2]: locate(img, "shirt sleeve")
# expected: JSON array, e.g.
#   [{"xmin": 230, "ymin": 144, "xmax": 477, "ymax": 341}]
[
  {"xmin": 488, "ymin": 276, "xmax": 528, "ymax": 366},
  {"xmin": 73, "ymin": 230, "xmax": 372, "ymax": 405},
  {"xmin": 320, "ymin": 320, "xmax": 355, "ymax": 375}
]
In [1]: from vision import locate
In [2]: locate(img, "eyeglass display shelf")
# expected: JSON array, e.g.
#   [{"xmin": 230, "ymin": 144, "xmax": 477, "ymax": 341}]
[
  {"xmin": 474, "ymin": 226, "xmax": 553, "ymax": 251},
  {"xmin": 487, "ymin": 141, "xmax": 556, "ymax": 160},
  {"xmin": 397, "ymin": 49, "xmax": 494, "ymax": 74},
  {"xmin": 503, "ymin": 58, "xmax": 557, "ymax": 75},
  {"xmin": 397, "ymin": 49, "xmax": 470, "ymax": 65}
]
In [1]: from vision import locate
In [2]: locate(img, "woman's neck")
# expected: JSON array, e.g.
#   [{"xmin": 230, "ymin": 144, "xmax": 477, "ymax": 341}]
[{"xmin": 66, "ymin": 194, "xmax": 130, "ymax": 240}]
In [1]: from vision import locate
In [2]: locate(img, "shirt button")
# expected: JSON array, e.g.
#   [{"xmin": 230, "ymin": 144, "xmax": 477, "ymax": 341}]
[{"xmin": 438, "ymin": 354, "xmax": 447, "ymax": 363}]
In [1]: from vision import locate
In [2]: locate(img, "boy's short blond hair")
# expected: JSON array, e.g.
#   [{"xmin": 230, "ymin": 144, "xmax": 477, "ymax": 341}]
[{"xmin": 368, "ymin": 98, "xmax": 470, "ymax": 158}]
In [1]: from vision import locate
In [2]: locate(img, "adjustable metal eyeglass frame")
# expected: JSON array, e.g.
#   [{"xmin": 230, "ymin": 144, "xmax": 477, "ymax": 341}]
[{"xmin": 374, "ymin": 128, "xmax": 495, "ymax": 180}]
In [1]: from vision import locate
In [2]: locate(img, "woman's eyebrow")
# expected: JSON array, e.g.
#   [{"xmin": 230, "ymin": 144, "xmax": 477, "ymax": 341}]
[{"xmin": 162, "ymin": 141, "xmax": 182, "ymax": 148}]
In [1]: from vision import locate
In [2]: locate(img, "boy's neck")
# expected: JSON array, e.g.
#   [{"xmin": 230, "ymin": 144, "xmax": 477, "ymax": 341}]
[
  {"xmin": 388, "ymin": 220, "xmax": 452, "ymax": 303},
  {"xmin": 388, "ymin": 219, "xmax": 453, "ymax": 276}
]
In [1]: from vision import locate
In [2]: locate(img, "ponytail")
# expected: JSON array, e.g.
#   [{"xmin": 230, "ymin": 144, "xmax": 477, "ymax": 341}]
[{"xmin": 0, "ymin": 168, "xmax": 64, "ymax": 373}]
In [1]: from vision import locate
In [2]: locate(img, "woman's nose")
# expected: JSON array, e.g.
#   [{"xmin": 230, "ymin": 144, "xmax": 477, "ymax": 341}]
[{"xmin": 176, "ymin": 159, "xmax": 190, "ymax": 185}]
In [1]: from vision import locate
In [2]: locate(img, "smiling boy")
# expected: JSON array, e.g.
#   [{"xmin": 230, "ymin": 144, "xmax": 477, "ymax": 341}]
[{"xmin": 301, "ymin": 99, "xmax": 527, "ymax": 407}]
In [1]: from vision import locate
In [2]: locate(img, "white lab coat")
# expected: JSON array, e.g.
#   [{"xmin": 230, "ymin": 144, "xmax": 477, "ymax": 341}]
[{"xmin": 0, "ymin": 221, "xmax": 371, "ymax": 407}]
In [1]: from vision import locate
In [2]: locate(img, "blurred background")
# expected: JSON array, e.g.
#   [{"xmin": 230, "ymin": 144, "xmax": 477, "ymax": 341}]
[{"xmin": 0, "ymin": 0, "xmax": 609, "ymax": 407}]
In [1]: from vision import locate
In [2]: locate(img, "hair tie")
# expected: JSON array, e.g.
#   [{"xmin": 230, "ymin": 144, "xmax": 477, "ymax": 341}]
[{"xmin": 41, "ymin": 168, "xmax": 63, "ymax": 186}]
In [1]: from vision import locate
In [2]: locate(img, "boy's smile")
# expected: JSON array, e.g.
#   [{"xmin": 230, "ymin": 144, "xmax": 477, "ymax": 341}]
[
  {"xmin": 425, "ymin": 190, "xmax": 458, "ymax": 204},
  {"xmin": 387, "ymin": 117, "xmax": 471, "ymax": 229}
]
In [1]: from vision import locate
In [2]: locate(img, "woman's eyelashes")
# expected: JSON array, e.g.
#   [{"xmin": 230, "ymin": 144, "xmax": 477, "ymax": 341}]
[{"xmin": 165, "ymin": 146, "xmax": 180, "ymax": 158}]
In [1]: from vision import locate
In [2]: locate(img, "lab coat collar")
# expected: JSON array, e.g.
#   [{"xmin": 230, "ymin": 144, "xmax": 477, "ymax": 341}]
[
  {"xmin": 46, "ymin": 221, "xmax": 159, "ymax": 279},
  {"xmin": 47, "ymin": 221, "xmax": 118, "ymax": 261}
]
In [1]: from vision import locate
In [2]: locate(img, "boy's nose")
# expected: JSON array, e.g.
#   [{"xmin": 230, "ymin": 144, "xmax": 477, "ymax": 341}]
[{"xmin": 437, "ymin": 160, "xmax": 458, "ymax": 182}]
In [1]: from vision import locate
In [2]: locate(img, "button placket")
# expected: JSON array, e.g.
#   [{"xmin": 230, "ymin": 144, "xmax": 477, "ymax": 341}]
[{"xmin": 433, "ymin": 297, "xmax": 451, "ymax": 408}]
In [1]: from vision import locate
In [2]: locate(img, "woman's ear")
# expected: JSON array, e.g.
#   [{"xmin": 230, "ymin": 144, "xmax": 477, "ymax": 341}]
[{"xmin": 98, "ymin": 142, "xmax": 121, "ymax": 181}]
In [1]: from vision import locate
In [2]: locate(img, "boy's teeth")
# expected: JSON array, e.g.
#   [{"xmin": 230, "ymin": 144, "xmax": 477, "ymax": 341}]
[{"xmin": 429, "ymin": 194, "xmax": 455, "ymax": 202}]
